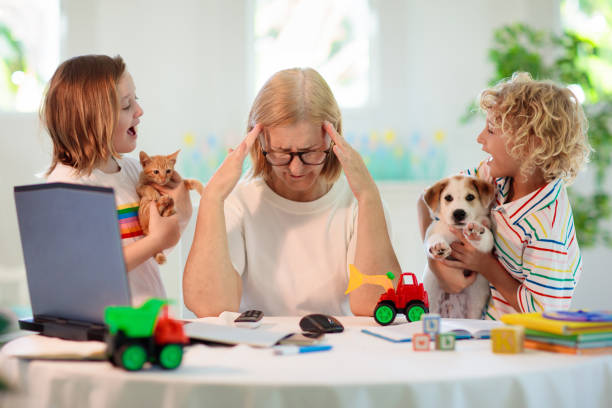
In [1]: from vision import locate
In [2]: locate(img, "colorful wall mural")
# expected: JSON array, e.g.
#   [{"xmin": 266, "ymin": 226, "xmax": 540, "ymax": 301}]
[{"xmin": 179, "ymin": 128, "xmax": 448, "ymax": 183}]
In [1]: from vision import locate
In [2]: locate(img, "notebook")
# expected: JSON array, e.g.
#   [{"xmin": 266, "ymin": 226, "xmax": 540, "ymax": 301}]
[
  {"xmin": 523, "ymin": 339, "xmax": 612, "ymax": 355},
  {"xmin": 501, "ymin": 312, "xmax": 612, "ymax": 335},
  {"xmin": 14, "ymin": 182, "xmax": 132, "ymax": 341},
  {"xmin": 362, "ymin": 318, "xmax": 503, "ymax": 342}
]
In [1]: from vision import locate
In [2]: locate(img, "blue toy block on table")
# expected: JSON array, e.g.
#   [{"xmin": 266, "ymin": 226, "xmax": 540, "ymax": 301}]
[{"xmin": 423, "ymin": 313, "xmax": 441, "ymax": 339}]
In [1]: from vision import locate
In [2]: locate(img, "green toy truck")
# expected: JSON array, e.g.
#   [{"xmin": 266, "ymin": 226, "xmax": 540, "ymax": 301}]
[{"xmin": 104, "ymin": 298, "xmax": 189, "ymax": 371}]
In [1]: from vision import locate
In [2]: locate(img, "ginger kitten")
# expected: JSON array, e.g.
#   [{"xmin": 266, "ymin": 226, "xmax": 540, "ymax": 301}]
[{"xmin": 136, "ymin": 150, "xmax": 203, "ymax": 264}]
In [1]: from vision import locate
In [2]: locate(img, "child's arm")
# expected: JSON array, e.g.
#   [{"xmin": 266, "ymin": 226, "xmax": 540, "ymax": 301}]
[
  {"xmin": 443, "ymin": 245, "xmax": 521, "ymax": 310},
  {"xmin": 444, "ymin": 218, "xmax": 578, "ymax": 313},
  {"xmin": 511, "ymin": 243, "xmax": 577, "ymax": 312},
  {"xmin": 417, "ymin": 194, "xmax": 477, "ymax": 293},
  {"xmin": 123, "ymin": 202, "xmax": 180, "ymax": 271}
]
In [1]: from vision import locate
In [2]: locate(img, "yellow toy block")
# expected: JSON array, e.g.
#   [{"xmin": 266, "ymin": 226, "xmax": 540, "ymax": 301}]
[{"xmin": 491, "ymin": 326, "xmax": 525, "ymax": 354}]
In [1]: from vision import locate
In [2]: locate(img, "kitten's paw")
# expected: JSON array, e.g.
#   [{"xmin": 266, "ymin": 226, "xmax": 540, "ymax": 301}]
[
  {"xmin": 157, "ymin": 195, "xmax": 173, "ymax": 207},
  {"xmin": 155, "ymin": 252, "xmax": 166, "ymax": 264},
  {"xmin": 428, "ymin": 241, "xmax": 452, "ymax": 259},
  {"xmin": 157, "ymin": 195, "xmax": 175, "ymax": 216},
  {"xmin": 464, "ymin": 222, "xmax": 485, "ymax": 242}
]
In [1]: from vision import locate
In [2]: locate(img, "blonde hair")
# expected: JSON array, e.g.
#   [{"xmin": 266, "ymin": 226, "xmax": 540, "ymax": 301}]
[
  {"xmin": 247, "ymin": 67, "xmax": 342, "ymax": 182},
  {"xmin": 42, "ymin": 54, "xmax": 126, "ymax": 176},
  {"xmin": 480, "ymin": 72, "xmax": 591, "ymax": 184}
]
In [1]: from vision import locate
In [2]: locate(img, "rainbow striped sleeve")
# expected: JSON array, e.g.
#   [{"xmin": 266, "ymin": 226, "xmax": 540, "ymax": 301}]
[
  {"xmin": 515, "ymin": 200, "xmax": 581, "ymax": 313},
  {"xmin": 462, "ymin": 166, "xmax": 478, "ymax": 177},
  {"xmin": 117, "ymin": 202, "xmax": 144, "ymax": 239},
  {"xmin": 485, "ymin": 180, "xmax": 582, "ymax": 320}
]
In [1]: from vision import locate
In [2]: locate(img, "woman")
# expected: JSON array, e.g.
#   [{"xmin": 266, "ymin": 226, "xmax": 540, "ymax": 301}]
[{"xmin": 184, "ymin": 68, "xmax": 400, "ymax": 316}]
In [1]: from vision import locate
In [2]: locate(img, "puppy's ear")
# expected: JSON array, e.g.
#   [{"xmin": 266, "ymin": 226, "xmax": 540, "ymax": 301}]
[
  {"xmin": 139, "ymin": 151, "xmax": 151, "ymax": 166},
  {"xmin": 472, "ymin": 178, "xmax": 495, "ymax": 208},
  {"xmin": 424, "ymin": 179, "xmax": 448, "ymax": 214}
]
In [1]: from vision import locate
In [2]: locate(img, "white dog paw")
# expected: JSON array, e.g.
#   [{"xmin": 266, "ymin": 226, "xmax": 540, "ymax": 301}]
[
  {"xmin": 464, "ymin": 222, "xmax": 485, "ymax": 241},
  {"xmin": 429, "ymin": 242, "xmax": 452, "ymax": 258}
]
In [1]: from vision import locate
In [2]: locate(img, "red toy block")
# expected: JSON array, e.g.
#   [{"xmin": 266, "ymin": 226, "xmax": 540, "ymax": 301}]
[{"xmin": 412, "ymin": 333, "xmax": 431, "ymax": 351}]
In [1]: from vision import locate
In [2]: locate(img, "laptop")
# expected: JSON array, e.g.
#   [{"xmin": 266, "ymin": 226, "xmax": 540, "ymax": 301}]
[{"xmin": 14, "ymin": 182, "xmax": 132, "ymax": 341}]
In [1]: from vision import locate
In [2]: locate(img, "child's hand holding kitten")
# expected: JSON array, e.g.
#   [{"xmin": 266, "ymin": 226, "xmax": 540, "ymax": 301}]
[{"xmin": 136, "ymin": 150, "xmax": 203, "ymax": 264}]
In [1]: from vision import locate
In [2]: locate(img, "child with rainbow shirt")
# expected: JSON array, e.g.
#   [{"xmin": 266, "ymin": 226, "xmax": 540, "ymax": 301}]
[{"xmin": 43, "ymin": 55, "xmax": 192, "ymax": 305}]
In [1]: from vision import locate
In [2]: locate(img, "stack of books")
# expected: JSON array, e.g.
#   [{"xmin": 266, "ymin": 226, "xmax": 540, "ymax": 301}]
[{"xmin": 501, "ymin": 311, "xmax": 612, "ymax": 355}]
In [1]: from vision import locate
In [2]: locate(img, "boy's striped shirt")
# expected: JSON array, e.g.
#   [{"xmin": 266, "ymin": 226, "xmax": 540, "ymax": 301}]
[
  {"xmin": 465, "ymin": 163, "xmax": 582, "ymax": 320},
  {"xmin": 117, "ymin": 202, "xmax": 143, "ymax": 239}
]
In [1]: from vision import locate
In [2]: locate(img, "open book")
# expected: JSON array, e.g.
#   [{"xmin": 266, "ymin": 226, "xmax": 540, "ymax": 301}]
[
  {"xmin": 362, "ymin": 318, "xmax": 503, "ymax": 343},
  {"xmin": 183, "ymin": 321, "xmax": 290, "ymax": 347}
]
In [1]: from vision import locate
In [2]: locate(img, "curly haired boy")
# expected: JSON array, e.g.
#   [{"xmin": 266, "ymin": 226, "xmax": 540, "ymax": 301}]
[{"xmin": 419, "ymin": 72, "xmax": 591, "ymax": 319}]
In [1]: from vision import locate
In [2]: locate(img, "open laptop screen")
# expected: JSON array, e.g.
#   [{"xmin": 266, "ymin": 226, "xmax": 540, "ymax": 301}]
[{"xmin": 14, "ymin": 182, "xmax": 131, "ymax": 325}]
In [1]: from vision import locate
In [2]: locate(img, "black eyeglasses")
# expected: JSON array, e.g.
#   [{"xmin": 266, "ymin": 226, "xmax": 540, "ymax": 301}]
[{"xmin": 262, "ymin": 142, "xmax": 334, "ymax": 166}]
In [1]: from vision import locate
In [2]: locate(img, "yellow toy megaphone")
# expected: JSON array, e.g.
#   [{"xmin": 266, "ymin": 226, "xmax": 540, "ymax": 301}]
[{"xmin": 345, "ymin": 264, "xmax": 394, "ymax": 294}]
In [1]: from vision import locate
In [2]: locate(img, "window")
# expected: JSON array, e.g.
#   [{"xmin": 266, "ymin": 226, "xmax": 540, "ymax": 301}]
[
  {"xmin": 0, "ymin": 0, "xmax": 60, "ymax": 112},
  {"xmin": 253, "ymin": 0, "xmax": 371, "ymax": 108},
  {"xmin": 561, "ymin": 0, "xmax": 612, "ymax": 93}
]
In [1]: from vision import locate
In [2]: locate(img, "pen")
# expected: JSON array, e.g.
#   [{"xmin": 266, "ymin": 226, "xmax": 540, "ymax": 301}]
[{"xmin": 274, "ymin": 345, "xmax": 333, "ymax": 355}]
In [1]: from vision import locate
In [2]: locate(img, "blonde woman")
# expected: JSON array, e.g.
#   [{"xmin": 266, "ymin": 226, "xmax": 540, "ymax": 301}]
[
  {"xmin": 418, "ymin": 72, "xmax": 591, "ymax": 320},
  {"xmin": 184, "ymin": 68, "xmax": 401, "ymax": 317}
]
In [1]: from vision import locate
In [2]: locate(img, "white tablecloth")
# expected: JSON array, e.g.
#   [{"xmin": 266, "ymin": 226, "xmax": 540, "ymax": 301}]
[{"xmin": 1, "ymin": 316, "xmax": 612, "ymax": 408}]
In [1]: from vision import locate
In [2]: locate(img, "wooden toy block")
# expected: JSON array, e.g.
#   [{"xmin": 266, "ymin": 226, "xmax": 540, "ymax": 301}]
[
  {"xmin": 435, "ymin": 333, "xmax": 456, "ymax": 350},
  {"xmin": 412, "ymin": 333, "xmax": 431, "ymax": 351},
  {"xmin": 423, "ymin": 313, "xmax": 441, "ymax": 338},
  {"xmin": 491, "ymin": 326, "xmax": 524, "ymax": 354}
]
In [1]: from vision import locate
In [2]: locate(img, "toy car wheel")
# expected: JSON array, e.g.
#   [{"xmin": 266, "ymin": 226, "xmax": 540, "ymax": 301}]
[
  {"xmin": 405, "ymin": 302, "xmax": 428, "ymax": 322},
  {"xmin": 374, "ymin": 302, "xmax": 397, "ymax": 326},
  {"xmin": 158, "ymin": 344, "xmax": 183, "ymax": 370},
  {"xmin": 108, "ymin": 353, "xmax": 120, "ymax": 367},
  {"xmin": 118, "ymin": 344, "xmax": 147, "ymax": 371}
]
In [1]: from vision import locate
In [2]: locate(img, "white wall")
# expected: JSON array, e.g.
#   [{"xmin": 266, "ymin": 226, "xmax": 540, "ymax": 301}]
[{"xmin": 1, "ymin": 0, "xmax": 608, "ymax": 312}]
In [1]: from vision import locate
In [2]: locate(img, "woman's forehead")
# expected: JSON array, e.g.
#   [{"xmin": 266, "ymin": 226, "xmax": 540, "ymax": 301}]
[{"xmin": 265, "ymin": 121, "xmax": 329, "ymax": 148}]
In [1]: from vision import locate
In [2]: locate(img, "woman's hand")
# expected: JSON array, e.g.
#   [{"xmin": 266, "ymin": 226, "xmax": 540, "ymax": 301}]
[
  {"xmin": 324, "ymin": 121, "xmax": 378, "ymax": 203},
  {"xmin": 155, "ymin": 171, "xmax": 193, "ymax": 229},
  {"xmin": 204, "ymin": 124, "xmax": 262, "ymax": 202}
]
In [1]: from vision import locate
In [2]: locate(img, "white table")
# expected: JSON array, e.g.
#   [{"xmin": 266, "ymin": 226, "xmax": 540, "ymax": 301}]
[{"xmin": 1, "ymin": 316, "xmax": 612, "ymax": 408}]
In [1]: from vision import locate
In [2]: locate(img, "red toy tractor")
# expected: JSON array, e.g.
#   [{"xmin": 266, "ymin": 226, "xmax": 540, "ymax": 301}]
[{"xmin": 373, "ymin": 272, "xmax": 429, "ymax": 325}]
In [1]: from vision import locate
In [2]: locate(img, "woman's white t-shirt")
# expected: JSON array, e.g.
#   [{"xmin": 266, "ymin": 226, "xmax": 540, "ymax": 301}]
[{"xmin": 224, "ymin": 176, "xmax": 362, "ymax": 316}]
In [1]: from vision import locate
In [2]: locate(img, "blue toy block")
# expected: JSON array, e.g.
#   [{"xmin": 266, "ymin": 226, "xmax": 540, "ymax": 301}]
[{"xmin": 423, "ymin": 313, "xmax": 441, "ymax": 338}]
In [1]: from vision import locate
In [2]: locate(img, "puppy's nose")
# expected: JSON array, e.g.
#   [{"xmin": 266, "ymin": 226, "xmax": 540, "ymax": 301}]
[{"xmin": 453, "ymin": 209, "xmax": 467, "ymax": 222}]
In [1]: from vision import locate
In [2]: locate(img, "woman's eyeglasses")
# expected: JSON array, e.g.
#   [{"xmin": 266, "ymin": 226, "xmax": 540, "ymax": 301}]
[{"xmin": 262, "ymin": 142, "xmax": 334, "ymax": 166}]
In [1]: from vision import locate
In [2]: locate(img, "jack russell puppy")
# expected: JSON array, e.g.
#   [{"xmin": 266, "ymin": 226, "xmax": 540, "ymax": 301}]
[{"xmin": 422, "ymin": 175, "xmax": 494, "ymax": 319}]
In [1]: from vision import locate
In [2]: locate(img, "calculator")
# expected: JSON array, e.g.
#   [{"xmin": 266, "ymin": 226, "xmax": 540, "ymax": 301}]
[{"xmin": 234, "ymin": 310, "xmax": 264, "ymax": 328}]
